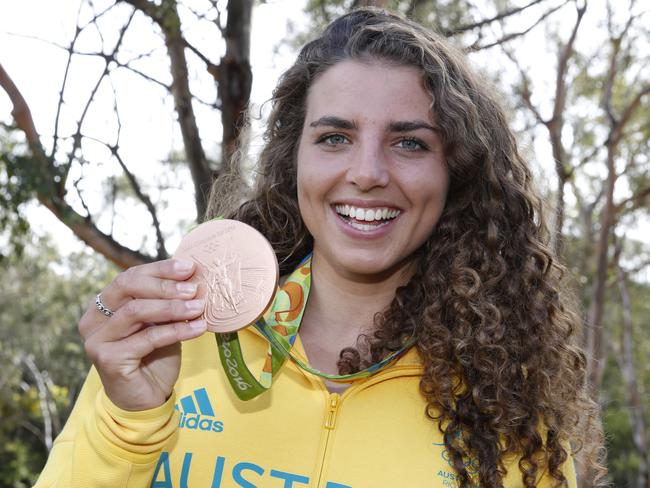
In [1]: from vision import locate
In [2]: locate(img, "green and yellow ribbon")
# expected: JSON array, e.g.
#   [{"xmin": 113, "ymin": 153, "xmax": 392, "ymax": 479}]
[{"xmin": 216, "ymin": 254, "xmax": 415, "ymax": 401}]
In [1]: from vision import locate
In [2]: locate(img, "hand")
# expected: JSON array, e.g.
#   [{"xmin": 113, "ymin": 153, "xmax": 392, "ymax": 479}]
[{"xmin": 79, "ymin": 259, "xmax": 207, "ymax": 411}]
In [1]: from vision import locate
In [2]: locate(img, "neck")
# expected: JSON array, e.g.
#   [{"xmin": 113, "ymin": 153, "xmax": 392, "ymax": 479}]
[{"xmin": 299, "ymin": 250, "xmax": 414, "ymax": 365}]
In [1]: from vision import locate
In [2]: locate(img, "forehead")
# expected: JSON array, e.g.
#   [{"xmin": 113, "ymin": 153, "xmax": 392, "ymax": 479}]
[{"xmin": 304, "ymin": 60, "xmax": 433, "ymax": 124}]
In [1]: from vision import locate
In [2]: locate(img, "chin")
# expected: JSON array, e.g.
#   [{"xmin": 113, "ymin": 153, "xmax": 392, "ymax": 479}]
[{"xmin": 333, "ymin": 252, "xmax": 413, "ymax": 282}]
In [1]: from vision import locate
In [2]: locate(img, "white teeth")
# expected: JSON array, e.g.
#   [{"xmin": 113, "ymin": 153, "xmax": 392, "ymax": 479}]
[
  {"xmin": 349, "ymin": 220, "xmax": 391, "ymax": 231},
  {"xmin": 334, "ymin": 204, "xmax": 401, "ymax": 223}
]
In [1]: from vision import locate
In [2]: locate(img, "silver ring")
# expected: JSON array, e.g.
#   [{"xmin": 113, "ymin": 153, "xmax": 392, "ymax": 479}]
[{"xmin": 95, "ymin": 293, "xmax": 115, "ymax": 317}]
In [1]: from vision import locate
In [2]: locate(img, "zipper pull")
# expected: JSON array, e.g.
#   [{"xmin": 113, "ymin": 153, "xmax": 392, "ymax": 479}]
[{"xmin": 324, "ymin": 393, "xmax": 340, "ymax": 430}]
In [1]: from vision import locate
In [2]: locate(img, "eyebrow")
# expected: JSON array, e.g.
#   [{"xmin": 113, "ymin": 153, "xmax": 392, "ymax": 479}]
[
  {"xmin": 309, "ymin": 116, "xmax": 357, "ymax": 130},
  {"xmin": 389, "ymin": 120, "xmax": 438, "ymax": 133},
  {"xmin": 308, "ymin": 116, "xmax": 438, "ymax": 133}
]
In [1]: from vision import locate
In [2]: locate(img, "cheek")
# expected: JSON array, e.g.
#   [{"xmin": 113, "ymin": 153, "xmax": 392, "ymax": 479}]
[
  {"xmin": 296, "ymin": 162, "xmax": 313, "ymax": 209},
  {"xmin": 408, "ymin": 172, "xmax": 446, "ymax": 197},
  {"xmin": 296, "ymin": 151, "xmax": 327, "ymax": 203},
  {"xmin": 408, "ymin": 172, "xmax": 449, "ymax": 217},
  {"xmin": 296, "ymin": 144, "xmax": 310, "ymax": 202},
  {"xmin": 296, "ymin": 160, "xmax": 318, "ymax": 229}
]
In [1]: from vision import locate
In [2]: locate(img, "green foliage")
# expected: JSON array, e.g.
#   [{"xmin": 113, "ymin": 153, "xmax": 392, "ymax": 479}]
[
  {"xmin": 305, "ymin": 0, "xmax": 476, "ymax": 33},
  {"xmin": 529, "ymin": 8, "xmax": 650, "ymax": 483},
  {"xmin": 0, "ymin": 237, "xmax": 118, "ymax": 487},
  {"xmin": 569, "ymin": 231, "xmax": 650, "ymax": 486},
  {"xmin": 0, "ymin": 135, "xmax": 32, "ymax": 258},
  {"xmin": 298, "ymin": 0, "xmax": 476, "ymax": 47}
]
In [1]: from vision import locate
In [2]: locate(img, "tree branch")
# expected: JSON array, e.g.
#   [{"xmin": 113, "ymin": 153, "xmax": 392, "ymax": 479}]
[
  {"xmin": 615, "ymin": 186, "xmax": 650, "ymax": 215},
  {"xmin": 547, "ymin": 1, "xmax": 587, "ymax": 254},
  {"xmin": 51, "ymin": 2, "xmax": 84, "ymax": 163},
  {"xmin": 468, "ymin": 0, "xmax": 570, "ymax": 52},
  {"xmin": 446, "ymin": 0, "xmax": 548, "ymax": 36},
  {"xmin": 184, "ymin": 38, "xmax": 220, "ymax": 80},
  {"xmin": 551, "ymin": 0, "xmax": 587, "ymax": 130},
  {"xmin": 88, "ymin": 73, "xmax": 168, "ymax": 259},
  {"xmin": 602, "ymin": 0, "xmax": 640, "ymax": 132},
  {"xmin": 114, "ymin": 151, "xmax": 167, "ymax": 259},
  {"xmin": 42, "ymin": 372, "xmax": 61, "ymax": 436},
  {"xmin": 122, "ymin": 0, "xmax": 212, "ymax": 221},
  {"xmin": 62, "ymin": 12, "xmax": 135, "ymax": 188},
  {"xmin": 67, "ymin": 48, "xmax": 172, "ymax": 91},
  {"xmin": 206, "ymin": 0, "xmax": 226, "ymax": 36},
  {"xmin": 0, "ymin": 64, "xmax": 48, "ymax": 163},
  {"xmin": 502, "ymin": 46, "xmax": 546, "ymax": 124},
  {"xmin": 612, "ymin": 84, "xmax": 650, "ymax": 146},
  {"xmin": 22, "ymin": 355, "xmax": 53, "ymax": 452},
  {"xmin": 119, "ymin": 0, "xmax": 161, "ymax": 22},
  {"xmin": 0, "ymin": 62, "xmax": 153, "ymax": 268},
  {"xmin": 72, "ymin": 176, "xmax": 92, "ymax": 219}
]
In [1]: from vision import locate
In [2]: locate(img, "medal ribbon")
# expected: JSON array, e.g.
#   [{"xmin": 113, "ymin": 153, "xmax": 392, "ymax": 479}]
[{"xmin": 215, "ymin": 254, "xmax": 415, "ymax": 401}]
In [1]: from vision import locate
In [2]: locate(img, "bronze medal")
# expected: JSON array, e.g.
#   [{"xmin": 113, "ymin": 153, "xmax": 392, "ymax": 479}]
[{"xmin": 173, "ymin": 219, "xmax": 279, "ymax": 333}]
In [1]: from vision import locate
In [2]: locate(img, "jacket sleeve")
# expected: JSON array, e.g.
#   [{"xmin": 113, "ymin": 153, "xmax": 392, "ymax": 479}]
[{"xmin": 33, "ymin": 367, "xmax": 179, "ymax": 488}]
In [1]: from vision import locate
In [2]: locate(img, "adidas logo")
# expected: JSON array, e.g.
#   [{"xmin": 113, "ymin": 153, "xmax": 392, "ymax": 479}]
[{"xmin": 175, "ymin": 388, "xmax": 224, "ymax": 433}]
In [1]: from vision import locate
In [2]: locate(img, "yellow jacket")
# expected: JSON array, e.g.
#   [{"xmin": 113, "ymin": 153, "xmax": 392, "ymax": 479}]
[{"xmin": 35, "ymin": 327, "xmax": 576, "ymax": 487}]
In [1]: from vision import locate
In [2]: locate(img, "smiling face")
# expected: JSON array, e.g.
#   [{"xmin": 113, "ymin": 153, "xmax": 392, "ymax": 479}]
[{"xmin": 296, "ymin": 59, "xmax": 449, "ymax": 282}]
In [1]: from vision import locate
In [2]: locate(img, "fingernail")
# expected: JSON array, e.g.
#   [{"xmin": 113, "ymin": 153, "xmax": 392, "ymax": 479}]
[
  {"xmin": 185, "ymin": 299, "xmax": 205, "ymax": 311},
  {"xmin": 174, "ymin": 259, "xmax": 194, "ymax": 273},
  {"xmin": 188, "ymin": 319, "xmax": 206, "ymax": 330},
  {"xmin": 176, "ymin": 282, "xmax": 197, "ymax": 295}
]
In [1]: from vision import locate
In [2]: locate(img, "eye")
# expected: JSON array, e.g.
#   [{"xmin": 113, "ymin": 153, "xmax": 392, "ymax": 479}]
[
  {"xmin": 396, "ymin": 138, "xmax": 427, "ymax": 151},
  {"xmin": 316, "ymin": 134, "xmax": 349, "ymax": 146}
]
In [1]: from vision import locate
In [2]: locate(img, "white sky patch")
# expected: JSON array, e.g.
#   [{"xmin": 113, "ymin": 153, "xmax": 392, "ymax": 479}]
[{"xmin": 0, "ymin": 0, "xmax": 307, "ymax": 256}]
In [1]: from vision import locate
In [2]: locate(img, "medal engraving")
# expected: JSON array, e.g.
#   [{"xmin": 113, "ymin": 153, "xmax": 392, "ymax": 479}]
[{"xmin": 173, "ymin": 219, "xmax": 278, "ymax": 333}]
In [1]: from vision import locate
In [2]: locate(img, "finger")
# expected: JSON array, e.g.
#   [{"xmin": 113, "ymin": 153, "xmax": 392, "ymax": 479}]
[
  {"xmin": 100, "ymin": 259, "xmax": 196, "ymax": 315},
  {"xmin": 79, "ymin": 259, "xmax": 198, "ymax": 337},
  {"xmin": 124, "ymin": 319, "xmax": 207, "ymax": 359},
  {"xmin": 128, "ymin": 258, "xmax": 197, "ymax": 280},
  {"xmin": 85, "ymin": 319, "xmax": 206, "ymax": 373},
  {"xmin": 80, "ymin": 293, "xmax": 118, "ymax": 338},
  {"xmin": 110, "ymin": 275, "xmax": 198, "ymax": 302},
  {"xmin": 91, "ymin": 297, "xmax": 205, "ymax": 343}
]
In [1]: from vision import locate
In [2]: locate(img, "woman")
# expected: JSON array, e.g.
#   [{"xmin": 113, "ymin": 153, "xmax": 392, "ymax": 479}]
[{"xmin": 36, "ymin": 8, "xmax": 604, "ymax": 488}]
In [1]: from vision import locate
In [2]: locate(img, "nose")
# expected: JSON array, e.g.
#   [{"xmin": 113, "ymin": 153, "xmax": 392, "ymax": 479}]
[{"xmin": 345, "ymin": 140, "xmax": 390, "ymax": 191}]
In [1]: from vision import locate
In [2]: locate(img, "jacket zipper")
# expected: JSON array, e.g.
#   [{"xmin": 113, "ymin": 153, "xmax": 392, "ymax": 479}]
[
  {"xmin": 324, "ymin": 393, "xmax": 340, "ymax": 430},
  {"xmin": 315, "ymin": 392, "xmax": 340, "ymax": 488},
  {"xmin": 314, "ymin": 365, "xmax": 422, "ymax": 487}
]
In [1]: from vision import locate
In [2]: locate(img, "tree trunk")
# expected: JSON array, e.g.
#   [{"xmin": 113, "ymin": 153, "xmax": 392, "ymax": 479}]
[
  {"xmin": 219, "ymin": 0, "xmax": 253, "ymax": 177},
  {"xmin": 548, "ymin": 118, "xmax": 567, "ymax": 256},
  {"xmin": 160, "ymin": 2, "xmax": 212, "ymax": 222},
  {"xmin": 585, "ymin": 144, "xmax": 617, "ymax": 390},
  {"xmin": 547, "ymin": 3, "xmax": 586, "ymax": 257},
  {"xmin": 616, "ymin": 266, "xmax": 650, "ymax": 488}
]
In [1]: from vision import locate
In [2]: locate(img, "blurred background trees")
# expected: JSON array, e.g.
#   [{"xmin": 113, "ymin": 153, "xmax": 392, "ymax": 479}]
[
  {"xmin": 0, "ymin": 240, "xmax": 116, "ymax": 487},
  {"xmin": 0, "ymin": 0, "xmax": 648, "ymax": 486}
]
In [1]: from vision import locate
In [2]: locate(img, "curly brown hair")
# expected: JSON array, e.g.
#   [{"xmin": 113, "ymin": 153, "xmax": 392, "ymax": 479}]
[{"xmin": 207, "ymin": 7, "xmax": 605, "ymax": 487}]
